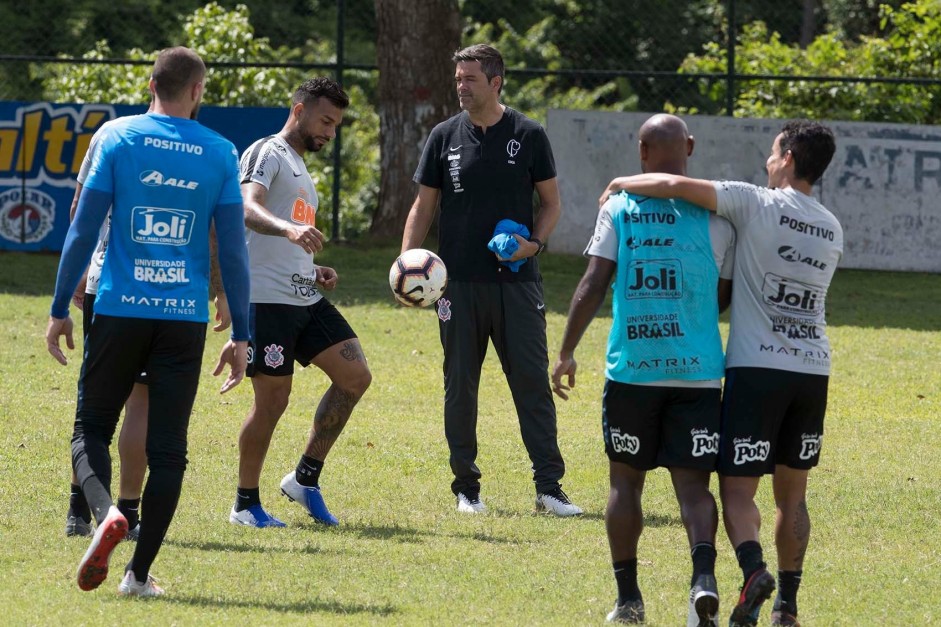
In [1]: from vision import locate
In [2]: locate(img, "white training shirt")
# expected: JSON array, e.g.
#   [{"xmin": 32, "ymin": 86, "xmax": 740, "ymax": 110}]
[
  {"xmin": 714, "ymin": 181, "xmax": 843, "ymax": 375},
  {"xmin": 240, "ymin": 135, "xmax": 322, "ymax": 306},
  {"xmin": 77, "ymin": 119, "xmax": 125, "ymax": 296},
  {"xmin": 585, "ymin": 204, "xmax": 736, "ymax": 388}
]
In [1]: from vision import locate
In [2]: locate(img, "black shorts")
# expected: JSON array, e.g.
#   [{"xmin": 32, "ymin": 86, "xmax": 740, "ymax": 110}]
[
  {"xmin": 602, "ymin": 379, "xmax": 721, "ymax": 471},
  {"xmin": 717, "ymin": 367, "xmax": 828, "ymax": 476},
  {"xmin": 248, "ymin": 299, "xmax": 357, "ymax": 377},
  {"xmin": 83, "ymin": 293, "xmax": 148, "ymax": 385}
]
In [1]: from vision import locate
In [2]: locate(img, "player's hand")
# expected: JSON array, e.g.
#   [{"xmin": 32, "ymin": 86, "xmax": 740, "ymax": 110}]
[
  {"xmin": 213, "ymin": 339, "xmax": 248, "ymax": 393},
  {"xmin": 286, "ymin": 224, "xmax": 324, "ymax": 254},
  {"xmin": 599, "ymin": 177, "xmax": 629, "ymax": 207},
  {"xmin": 213, "ymin": 294, "xmax": 231, "ymax": 332},
  {"xmin": 71, "ymin": 275, "xmax": 88, "ymax": 309},
  {"xmin": 316, "ymin": 266, "xmax": 338, "ymax": 290},
  {"xmin": 46, "ymin": 315, "xmax": 75, "ymax": 366},
  {"xmin": 500, "ymin": 235, "xmax": 539, "ymax": 262},
  {"xmin": 551, "ymin": 354, "xmax": 577, "ymax": 400}
]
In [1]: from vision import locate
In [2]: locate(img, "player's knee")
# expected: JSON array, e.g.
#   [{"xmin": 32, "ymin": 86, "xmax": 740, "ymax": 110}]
[{"xmin": 336, "ymin": 366, "xmax": 371, "ymax": 399}]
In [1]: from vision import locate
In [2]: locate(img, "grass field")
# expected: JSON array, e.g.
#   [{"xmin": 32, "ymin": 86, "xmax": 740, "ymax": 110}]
[{"xmin": 0, "ymin": 246, "xmax": 938, "ymax": 625}]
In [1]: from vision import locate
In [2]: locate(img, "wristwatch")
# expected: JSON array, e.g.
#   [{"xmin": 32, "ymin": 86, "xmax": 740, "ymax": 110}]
[{"xmin": 530, "ymin": 237, "xmax": 546, "ymax": 256}]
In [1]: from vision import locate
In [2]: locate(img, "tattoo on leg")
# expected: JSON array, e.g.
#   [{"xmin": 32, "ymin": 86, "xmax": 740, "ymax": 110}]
[
  {"xmin": 339, "ymin": 341, "xmax": 363, "ymax": 362},
  {"xmin": 309, "ymin": 385, "xmax": 357, "ymax": 460},
  {"xmin": 793, "ymin": 499, "xmax": 810, "ymax": 565}
]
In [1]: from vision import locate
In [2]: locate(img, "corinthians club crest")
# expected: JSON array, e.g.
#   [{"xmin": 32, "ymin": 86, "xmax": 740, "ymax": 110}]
[{"xmin": 0, "ymin": 188, "xmax": 55, "ymax": 244}]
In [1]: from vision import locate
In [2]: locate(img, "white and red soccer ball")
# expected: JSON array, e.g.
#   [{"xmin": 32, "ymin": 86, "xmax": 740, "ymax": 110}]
[{"xmin": 389, "ymin": 248, "xmax": 448, "ymax": 308}]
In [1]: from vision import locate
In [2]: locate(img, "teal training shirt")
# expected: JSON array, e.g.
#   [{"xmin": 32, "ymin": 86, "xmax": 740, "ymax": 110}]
[{"xmin": 606, "ymin": 192, "xmax": 725, "ymax": 383}]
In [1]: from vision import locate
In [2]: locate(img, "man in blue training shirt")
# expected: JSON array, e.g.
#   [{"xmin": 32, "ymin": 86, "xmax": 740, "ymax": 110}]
[
  {"xmin": 45, "ymin": 46, "xmax": 251, "ymax": 597},
  {"xmin": 552, "ymin": 115, "xmax": 734, "ymax": 626}
]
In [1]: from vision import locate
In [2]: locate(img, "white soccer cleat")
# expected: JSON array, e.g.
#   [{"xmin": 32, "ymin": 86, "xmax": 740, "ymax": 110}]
[
  {"xmin": 687, "ymin": 574, "xmax": 719, "ymax": 627},
  {"xmin": 118, "ymin": 570, "xmax": 165, "ymax": 597},
  {"xmin": 228, "ymin": 504, "xmax": 287, "ymax": 528},
  {"xmin": 535, "ymin": 487, "xmax": 583, "ymax": 517},
  {"xmin": 76, "ymin": 505, "xmax": 128, "ymax": 591},
  {"xmin": 456, "ymin": 492, "xmax": 486, "ymax": 514}
]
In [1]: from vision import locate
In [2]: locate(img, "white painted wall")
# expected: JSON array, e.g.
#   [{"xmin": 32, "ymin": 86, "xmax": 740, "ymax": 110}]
[{"xmin": 547, "ymin": 110, "xmax": 941, "ymax": 273}]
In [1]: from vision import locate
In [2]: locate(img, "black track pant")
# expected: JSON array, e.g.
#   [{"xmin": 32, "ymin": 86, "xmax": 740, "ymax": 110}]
[
  {"xmin": 71, "ymin": 314, "xmax": 205, "ymax": 582},
  {"xmin": 438, "ymin": 281, "xmax": 565, "ymax": 495}
]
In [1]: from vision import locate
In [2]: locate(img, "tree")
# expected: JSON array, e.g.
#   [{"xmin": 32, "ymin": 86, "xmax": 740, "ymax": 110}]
[{"xmin": 369, "ymin": 0, "xmax": 461, "ymax": 239}]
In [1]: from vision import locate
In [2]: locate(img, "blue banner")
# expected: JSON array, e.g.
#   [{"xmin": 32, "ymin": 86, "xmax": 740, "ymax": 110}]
[{"xmin": 0, "ymin": 102, "xmax": 285, "ymax": 251}]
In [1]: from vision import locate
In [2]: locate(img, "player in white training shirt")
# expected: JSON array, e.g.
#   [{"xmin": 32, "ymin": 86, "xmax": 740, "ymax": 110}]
[
  {"xmin": 600, "ymin": 120, "xmax": 840, "ymax": 627},
  {"xmin": 229, "ymin": 78, "xmax": 371, "ymax": 529}
]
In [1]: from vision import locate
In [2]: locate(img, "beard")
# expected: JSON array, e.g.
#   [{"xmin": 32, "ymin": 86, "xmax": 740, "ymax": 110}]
[{"xmin": 303, "ymin": 133, "xmax": 323, "ymax": 152}]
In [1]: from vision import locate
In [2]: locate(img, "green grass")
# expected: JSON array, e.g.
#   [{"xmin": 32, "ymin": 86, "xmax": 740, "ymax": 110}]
[{"xmin": 0, "ymin": 247, "xmax": 938, "ymax": 625}]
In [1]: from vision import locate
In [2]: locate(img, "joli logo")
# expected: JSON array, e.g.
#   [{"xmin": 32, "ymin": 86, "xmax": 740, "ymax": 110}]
[{"xmin": 132, "ymin": 207, "xmax": 195, "ymax": 246}]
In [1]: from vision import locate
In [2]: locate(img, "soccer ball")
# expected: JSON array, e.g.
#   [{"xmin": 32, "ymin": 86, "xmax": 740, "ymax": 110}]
[{"xmin": 389, "ymin": 249, "xmax": 448, "ymax": 307}]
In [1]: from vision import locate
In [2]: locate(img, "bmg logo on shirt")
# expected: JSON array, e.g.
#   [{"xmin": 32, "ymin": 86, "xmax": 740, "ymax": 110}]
[
  {"xmin": 132, "ymin": 207, "xmax": 195, "ymax": 246},
  {"xmin": 626, "ymin": 259, "xmax": 682, "ymax": 300}
]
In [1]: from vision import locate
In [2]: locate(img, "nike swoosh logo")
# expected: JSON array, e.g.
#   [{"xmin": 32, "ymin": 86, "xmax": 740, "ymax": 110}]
[
  {"xmin": 537, "ymin": 304, "xmax": 545, "ymax": 310},
  {"xmin": 448, "ymin": 145, "xmax": 462, "ymax": 152},
  {"xmin": 293, "ymin": 172, "xmax": 302, "ymax": 177}
]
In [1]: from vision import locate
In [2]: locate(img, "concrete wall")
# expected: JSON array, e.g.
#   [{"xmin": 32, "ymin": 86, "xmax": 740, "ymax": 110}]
[{"xmin": 547, "ymin": 110, "xmax": 941, "ymax": 273}]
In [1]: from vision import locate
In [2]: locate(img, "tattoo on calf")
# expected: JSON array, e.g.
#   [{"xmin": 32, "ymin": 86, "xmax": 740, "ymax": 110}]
[
  {"xmin": 793, "ymin": 499, "xmax": 811, "ymax": 564},
  {"xmin": 309, "ymin": 386, "xmax": 357, "ymax": 460}
]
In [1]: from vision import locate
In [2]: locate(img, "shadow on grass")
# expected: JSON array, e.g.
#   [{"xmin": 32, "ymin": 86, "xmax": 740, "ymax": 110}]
[
  {"xmin": 164, "ymin": 538, "xmax": 334, "ymax": 556},
  {"xmin": 6, "ymin": 249, "xmax": 940, "ymax": 329},
  {"xmin": 325, "ymin": 520, "xmax": 522, "ymax": 545},
  {"xmin": 162, "ymin": 594, "xmax": 397, "ymax": 616}
]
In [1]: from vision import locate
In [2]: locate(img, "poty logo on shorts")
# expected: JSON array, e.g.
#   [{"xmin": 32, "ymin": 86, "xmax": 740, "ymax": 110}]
[
  {"xmin": 132, "ymin": 207, "xmax": 195, "ymax": 246},
  {"xmin": 609, "ymin": 428, "xmax": 640, "ymax": 455},
  {"xmin": 799, "ymin": 433, "xmax": 822, "ymax": 460},
  {"xmin": 733, "ymin": 438, "xmax": 771, "ymax": 465},
  {"xmin": 690, "ymin": 430, "xmax": 719, "ymax": 457},
  {"xmin": 0, "ymin": 188, "xmax": 55, "ymax": 244},
  {"xmin": 437, "ymin": 298, "xmax": 452, "ymax": 322},
  {"xmin": 264, "ymin": 344, "xmax": 285, "ymax": 369}
]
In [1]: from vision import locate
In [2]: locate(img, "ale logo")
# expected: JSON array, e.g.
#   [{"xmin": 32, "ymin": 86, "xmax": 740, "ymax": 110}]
[{"xmin": 131, "ymin": 207, "xmax": 195, "ymax": 246}]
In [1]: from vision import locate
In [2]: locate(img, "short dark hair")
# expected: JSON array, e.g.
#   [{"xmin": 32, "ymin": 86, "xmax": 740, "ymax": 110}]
[
  {"xmin": 452, "ymin": 44, "xmax": 505, "ymax": 93},
  {"xmin": 152, "ymin": 47, "xmax": 205, "ymax": 101},
  {"xmin": 292, "ymin": 77, "xmax": 350, "ymax": 109},
  {"xmin": 779, "ymin": 120, "xmax": 836, "ymax": 185}
]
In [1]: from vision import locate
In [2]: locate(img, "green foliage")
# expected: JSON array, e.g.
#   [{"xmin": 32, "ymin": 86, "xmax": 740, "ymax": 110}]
[
  {"xmin": 677, "ymin": 0, "xmax": 941, "ymax": 124},
  {"xmin": 37, "ymin": 2, "xmax": 377, "ymax": 240},
  {"xmin": 467, "ymin": 18, "xmax": 636, "ymax": 124}
]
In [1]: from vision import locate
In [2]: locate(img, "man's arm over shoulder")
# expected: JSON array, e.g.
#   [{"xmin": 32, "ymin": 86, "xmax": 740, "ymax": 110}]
[{"xmin": 600, "ymin": 174, "xmax": 718, "ymax": 212}]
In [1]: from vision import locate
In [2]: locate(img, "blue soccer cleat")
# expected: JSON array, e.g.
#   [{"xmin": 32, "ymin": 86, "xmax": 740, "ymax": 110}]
[
  {"xmin": 228, "ymin": 503, "xmax": 286, "ymax": 528},
  {"xmin": 280, "ymin": 471, "xmax": 339, "ymax": 526}
]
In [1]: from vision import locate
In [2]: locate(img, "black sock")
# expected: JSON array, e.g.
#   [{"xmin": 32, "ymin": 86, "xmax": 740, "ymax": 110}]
[
  {"xmin": 690, "ymin": 542, "xmax": 717, "ymax": 587},
  {"xmin": 69, "ymin": 483, "xmax": 91, "ymax": 521},
  {"xmin": 295, "ymin": 455, "xmax": 324, "ymax": 487},
  {"xmin": 235, "ymin": 487, "xmax": 261, "ymax": 512},
  {"xmin": 613, "ymin": 558, "xmax": 642, "ymax": 605},
  {"xmin": 774, "ymin": 570, "xmax": 802, "ymax": 616},
  {"xmin": 735, "ymin": 540, "xmax": 766, "ymax": 586},
  {"xmin": 117, "ymin": 498, "xmax": 141, "ymax": 529}
]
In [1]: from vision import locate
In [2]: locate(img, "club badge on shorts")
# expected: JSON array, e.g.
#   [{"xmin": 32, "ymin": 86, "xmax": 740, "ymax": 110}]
[
  {"xmin": 264, "ymin": 344, "xmax": 285, "ymax": 369},
  {"xmin": 437, "ymin": 298, "xmax": 452, "ymax": 322}
]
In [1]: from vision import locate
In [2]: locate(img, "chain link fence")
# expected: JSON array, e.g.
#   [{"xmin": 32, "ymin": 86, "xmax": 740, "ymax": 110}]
[{"xmin": 1, "ymin": 0, "xmax": 938, "ymax": 238}]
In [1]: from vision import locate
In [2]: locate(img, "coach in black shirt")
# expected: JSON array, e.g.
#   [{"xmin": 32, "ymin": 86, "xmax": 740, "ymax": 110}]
[{"xmin": 402, "ymin": 43, "xmax": 582, "ymax": 517}]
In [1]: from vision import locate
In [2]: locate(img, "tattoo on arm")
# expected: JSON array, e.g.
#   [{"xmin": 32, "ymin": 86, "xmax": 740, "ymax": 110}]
[
  {"xmin": 244, "ymin": 203, "xmax": 287, "ymax": 236},
  {"xmin": 209, "ymin": 222, "xmax": 224, "ymax": 295}
]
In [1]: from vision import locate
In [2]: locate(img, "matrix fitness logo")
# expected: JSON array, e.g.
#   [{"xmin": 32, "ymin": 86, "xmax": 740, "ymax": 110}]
[{"xmin": 0, "ymin": 103, "xmax": 116, "ymax": 244}]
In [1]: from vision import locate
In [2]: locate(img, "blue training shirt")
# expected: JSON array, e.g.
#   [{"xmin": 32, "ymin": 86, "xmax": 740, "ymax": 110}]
[
  {"xmin": 52, "ymin": 112, "xmax": 249, "ymax": 338},
  {"xmin": 606, "ymin": 192, "xmax": 725, "ymax": 383}
]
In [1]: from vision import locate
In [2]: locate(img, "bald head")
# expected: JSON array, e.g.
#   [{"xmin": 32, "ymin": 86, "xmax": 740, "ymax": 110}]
[{"xmin": 638, "ymin": 114, "xmax": 694, "ymax": 175}]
